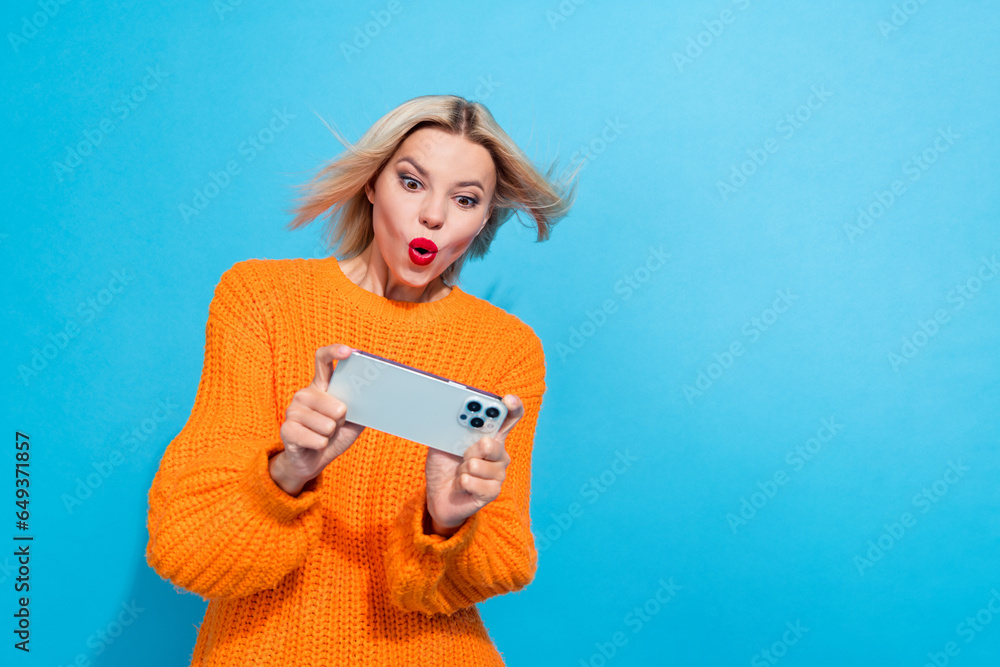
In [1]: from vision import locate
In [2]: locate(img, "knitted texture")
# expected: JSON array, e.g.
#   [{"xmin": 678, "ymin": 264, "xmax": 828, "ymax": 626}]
[{"xmin": 145, "ymin": 255, "xmax": 546, "ymax": 666}]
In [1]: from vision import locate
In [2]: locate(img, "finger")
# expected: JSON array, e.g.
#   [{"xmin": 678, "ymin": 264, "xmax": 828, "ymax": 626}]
[
  {"xmin": 459, "ymin": 473, "xmax": 502, "ymax": 503},
  {"xmin": 460, "ymin": 456, "xmax": 506, "ymax": 483},
  {"xmin": 287, "ymin": 404, "xmax": 339, "ymax": 439},
  {"xmin": 312, "ymin": 344, "xmax": 353, "ymax": 391},
  {"xmin": 281, "ymin": 420, "xmax": 331, "ymax": 450},
  {"xmin": 463, "ymin": 436, "xmax": 488, "ymax": 462},
  {"xmin": 296, "ymin": 389, "xmax": 349, "ymax": 424},
  {"xmin": 495, "ymin": 394, "xmax": 524, "ymax": 440},
  {"xmin": 467, "ymin": 436, "xmax": 507, "ymax": 464}
]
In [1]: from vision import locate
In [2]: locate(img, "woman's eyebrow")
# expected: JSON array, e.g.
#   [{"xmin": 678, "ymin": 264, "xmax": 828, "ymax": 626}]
[{"xmin": 395, "ymin": 156, "xmax": 485, "ymax": 192}]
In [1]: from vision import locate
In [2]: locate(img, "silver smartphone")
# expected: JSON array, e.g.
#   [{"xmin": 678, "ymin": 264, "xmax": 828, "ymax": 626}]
[{"xmin": 325, "ymin": 349, "xmax": 508, "ymax": 457}]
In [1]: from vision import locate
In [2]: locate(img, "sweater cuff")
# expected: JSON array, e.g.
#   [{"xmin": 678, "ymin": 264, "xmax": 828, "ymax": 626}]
[
  {"xmin": 402, "ymin": 490, "xmax": 481, "ymax": 558},
  {"xmin": 240, "ymin": 440, "xmax": 323, "ymax": 522}
]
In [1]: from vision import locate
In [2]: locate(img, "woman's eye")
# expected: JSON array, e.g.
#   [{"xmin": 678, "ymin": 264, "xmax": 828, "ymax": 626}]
[{"xmin": 400, "ymin": 174, "xmax": 477, "ymax": 208}]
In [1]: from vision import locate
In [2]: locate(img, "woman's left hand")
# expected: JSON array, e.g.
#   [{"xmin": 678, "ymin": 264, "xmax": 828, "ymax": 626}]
[{"xmin": 425, "ymin": 394, "xmax": 524, "ymax": 537}]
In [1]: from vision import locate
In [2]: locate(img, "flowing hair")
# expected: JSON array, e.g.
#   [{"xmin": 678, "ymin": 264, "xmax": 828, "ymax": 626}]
[{"xmin": 284, "ymin": 94, "xmax": 580, "ymax": 287}]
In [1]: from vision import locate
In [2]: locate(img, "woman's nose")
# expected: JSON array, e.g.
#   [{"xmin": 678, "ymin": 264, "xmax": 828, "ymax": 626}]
[{"xmin": 419, "ymin": 197, "xmax": 447, "ymax": 228}]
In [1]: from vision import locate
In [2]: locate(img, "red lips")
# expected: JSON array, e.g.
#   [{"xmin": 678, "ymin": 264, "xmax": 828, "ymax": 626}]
[{"xmin": 408, "ymin": 237, "xmax": 438, "ymax": 266}]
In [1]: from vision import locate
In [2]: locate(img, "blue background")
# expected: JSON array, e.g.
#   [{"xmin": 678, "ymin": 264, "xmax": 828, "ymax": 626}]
[{"xmin": 3, "ymin": 0, "xmax": 999, "ymax": 665}]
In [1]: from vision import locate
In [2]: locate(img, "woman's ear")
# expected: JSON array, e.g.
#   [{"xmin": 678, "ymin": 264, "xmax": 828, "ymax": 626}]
[{"xmin": 364, "ymin": 180, "xmax": 375, "ymax": 204}]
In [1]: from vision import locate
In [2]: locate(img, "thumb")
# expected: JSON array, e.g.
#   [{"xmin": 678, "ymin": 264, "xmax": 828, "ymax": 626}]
[
  {"xmin": 495, "ymin": 394, "xmax": 524, "ymax": 440},
  {"xmin": 313, "ymin": 344, "xmax": 353, "ymax": 392}
]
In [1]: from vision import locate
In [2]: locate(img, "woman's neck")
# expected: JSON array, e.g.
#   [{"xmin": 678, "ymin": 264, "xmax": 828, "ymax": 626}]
[{"xmin": 338, "ymin": 250, "xmax": 452, "ymax": 304}]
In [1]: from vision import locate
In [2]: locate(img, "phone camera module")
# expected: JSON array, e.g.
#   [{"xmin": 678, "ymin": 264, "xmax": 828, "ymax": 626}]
[{"xmin": 459, "ymin": 397, "xmax": 499, "ymax": 432}]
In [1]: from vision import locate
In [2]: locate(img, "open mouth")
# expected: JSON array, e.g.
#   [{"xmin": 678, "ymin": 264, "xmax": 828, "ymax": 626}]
[
  {"xmin": 408, "ymin": 237, "xmax": 438, "ymax": 265},
  {"xmin": 409, "ymin": 238, "xmax": 438, "ymax": 253}
]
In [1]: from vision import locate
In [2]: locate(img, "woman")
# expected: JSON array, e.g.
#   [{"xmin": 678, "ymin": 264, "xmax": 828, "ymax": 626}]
[{"xmin": 145, "ymin": 94, "xmax": 578, "ymax": 665}]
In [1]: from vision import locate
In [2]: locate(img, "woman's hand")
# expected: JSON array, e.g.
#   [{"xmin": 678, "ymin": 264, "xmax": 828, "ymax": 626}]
[
  {"xmin": 424, "ymin": 394, "xmax": 524, "ymax": 536},
  {"xmin": 270, "ymin": 344, "xmax": 366, "ymax": 495}
]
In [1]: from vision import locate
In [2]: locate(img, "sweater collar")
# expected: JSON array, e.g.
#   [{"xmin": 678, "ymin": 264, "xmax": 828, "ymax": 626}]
[{"xmin": 318, "ymin": 254, "xmax": 466, "ymax": 325}]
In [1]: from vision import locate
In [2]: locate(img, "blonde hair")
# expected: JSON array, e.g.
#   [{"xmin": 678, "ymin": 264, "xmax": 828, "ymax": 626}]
[{"xmin": 284, "ymin": 94, "xmax": 581, "ymax": 287}]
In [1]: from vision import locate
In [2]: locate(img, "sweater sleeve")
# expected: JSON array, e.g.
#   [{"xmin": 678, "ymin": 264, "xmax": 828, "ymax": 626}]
[
  {"xmin": 383, "ymin": 327, "xmax": 546, "ymax": 616},
  {"xmin": 145, "ymin": 263, "xmax": 325, "ymax": 600}
]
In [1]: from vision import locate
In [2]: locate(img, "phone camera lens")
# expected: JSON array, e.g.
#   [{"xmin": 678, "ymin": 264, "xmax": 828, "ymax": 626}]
[
  {"xmin": 485, "ymin": 407, "xmax": 500, "ymax": 418},
  {"xmin": 467, "ymin": 401, "xmax": 481, "ymax": 412},
  {"xmin": 470, "ymin": 417, "xmax": 484, "ymax": 428}
]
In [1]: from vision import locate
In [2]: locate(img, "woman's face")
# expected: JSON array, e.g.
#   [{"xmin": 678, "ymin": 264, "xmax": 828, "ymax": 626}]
[{"xmin": 365, "ymin": 126, "xmax": 496, "ymax": 286}]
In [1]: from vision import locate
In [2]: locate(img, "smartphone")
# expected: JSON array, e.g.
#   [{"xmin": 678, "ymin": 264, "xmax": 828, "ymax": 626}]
[{"xmin": 325, "ymin": 348, "xmax": 508, "ymax": 457}]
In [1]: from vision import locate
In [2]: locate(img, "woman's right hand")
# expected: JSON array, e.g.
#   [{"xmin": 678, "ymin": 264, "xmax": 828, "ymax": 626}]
[{"xmin": 270, "ymin": 344, "xmax": 366, "ymax": 495}]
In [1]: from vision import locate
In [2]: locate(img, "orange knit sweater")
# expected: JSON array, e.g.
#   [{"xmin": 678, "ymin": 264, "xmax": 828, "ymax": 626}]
[{"xmin": 145, "ymin": 255, "xmax": 547, "ymax": 666}]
